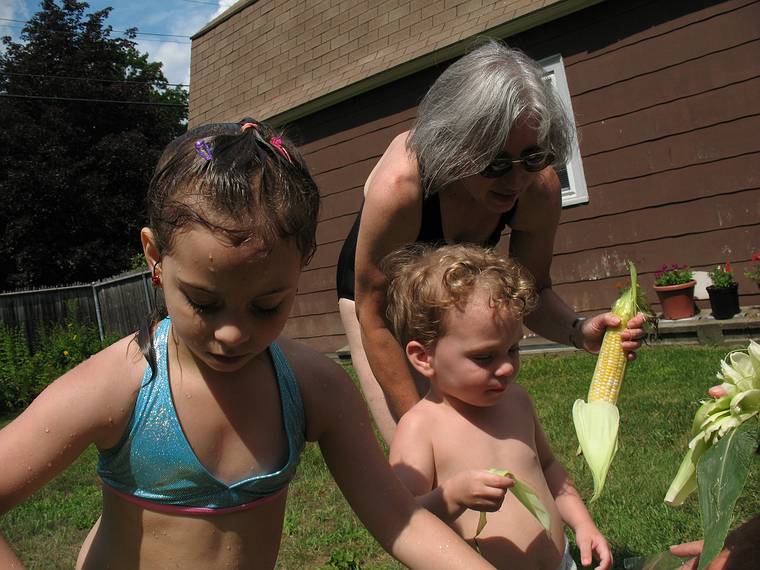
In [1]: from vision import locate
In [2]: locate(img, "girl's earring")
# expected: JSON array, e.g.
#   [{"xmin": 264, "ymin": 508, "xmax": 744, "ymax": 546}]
[{"xmin": 151, "ymin": 263, "xmax": 161, "ymax": 287}]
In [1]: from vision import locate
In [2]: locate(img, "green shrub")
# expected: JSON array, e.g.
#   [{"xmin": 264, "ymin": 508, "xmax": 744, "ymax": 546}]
[
  {"xmin": 0, "ymin": 318, "xmax": 113, "ymax": 413},
  {"xmin": 0, "ymin": 324, "xmax": 36, "ymax": 412}
]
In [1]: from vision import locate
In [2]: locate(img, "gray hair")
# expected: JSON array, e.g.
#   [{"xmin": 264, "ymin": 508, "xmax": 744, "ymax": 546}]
[{"xmin": 407, "ymin": 40, "xmax": 575, "ymax": 196}]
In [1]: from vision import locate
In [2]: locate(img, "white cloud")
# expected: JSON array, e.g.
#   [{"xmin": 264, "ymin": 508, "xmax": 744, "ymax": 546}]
[
  {"xmin": 212, "ymin": 1, "xmax": 238, "ymax": 20},
  {"xmin": 141, "ymin": 1, "xmax": 238, "ymax": 88},
  {"xmin": 0, "ymin": 0, "xmax": 28, "ymax": 41},
  {"xmin": 139, "ymin": 40, "xmax": 192, "ymax": 86}
]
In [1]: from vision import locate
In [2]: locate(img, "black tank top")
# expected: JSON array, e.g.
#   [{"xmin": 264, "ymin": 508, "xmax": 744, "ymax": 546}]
[{"xmin": 336, "ymin": 193, "xmax": 515, "ymax": 300}]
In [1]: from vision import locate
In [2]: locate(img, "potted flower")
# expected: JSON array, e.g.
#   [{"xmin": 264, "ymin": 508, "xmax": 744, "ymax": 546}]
[
  {"xmin": 745, "ymin": 252, "xmax": 760, "ymax": 289},
  {"xmin": 653, "ymin": 264, "xmax": 696, "ymax": 320},
  {"xmin": 707, "ymin": 262, "xmax": 740, "ymax": 319}
]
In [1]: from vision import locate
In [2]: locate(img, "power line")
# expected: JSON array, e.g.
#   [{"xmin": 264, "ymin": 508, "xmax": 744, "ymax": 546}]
[
  {"xmin": 0, "ymin": 93, "xmax": 187, "ymax": 107},
  {"xmin": 0, "ymin": 17, "xmax": 193, "ymax": 39},
  {"xmin": 180, "ymin": 0, "xmax": 224, "ymax": 6},
  {"xmin": 0, "ymin": 23, "xmax": 191, "ymax": 45},
  {"xmin": 0, "ymin": 71, "xmax": 189, "ymax": 88}
]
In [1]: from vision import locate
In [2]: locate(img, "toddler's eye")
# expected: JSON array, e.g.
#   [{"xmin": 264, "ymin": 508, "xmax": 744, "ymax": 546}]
[{"xmin": 471, "ymin": 354, "xmax": 493, "ymax": 363}]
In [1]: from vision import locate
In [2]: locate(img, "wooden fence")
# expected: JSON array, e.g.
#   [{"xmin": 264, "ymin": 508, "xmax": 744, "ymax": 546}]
[{"xmin": 0, "ymin": 270, "xmax": 164, "ymax": 348}]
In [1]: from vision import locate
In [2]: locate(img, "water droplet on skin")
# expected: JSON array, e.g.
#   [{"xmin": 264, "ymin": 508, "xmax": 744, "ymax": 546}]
[
  {"xmin": 185, "ymin": 393, "xmax": 191, "ymax": 399},
  {"xmin": 47, "ymin": 462, "xmax": 52, "ymax": 468},
  {"xmin": 108, "ymin": 417, "xmax": 113, "ymax": 424},
  {"xmin": 26, "ymin": 465, "xmax": 32, "ymax": 472},
  {"xmin": 44, "ymin": 427, "xmax": 50, "ymax": 433}
]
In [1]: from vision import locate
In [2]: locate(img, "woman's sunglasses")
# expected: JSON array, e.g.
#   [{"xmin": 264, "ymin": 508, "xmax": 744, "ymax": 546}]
[{"xmin": 480, "ymin": 147, "xmax": 555, "ymax": 178}]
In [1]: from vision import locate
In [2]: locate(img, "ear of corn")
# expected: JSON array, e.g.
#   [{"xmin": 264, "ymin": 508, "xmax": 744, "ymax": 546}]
[{"xmin": 573, "ymin": 261, "xmax": 652, "ymax": 501}]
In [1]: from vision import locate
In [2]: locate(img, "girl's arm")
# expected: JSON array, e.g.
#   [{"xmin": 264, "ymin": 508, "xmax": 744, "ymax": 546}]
[
  {"xmin": 532, "ymin": 402, "xmax": 612, "ymax": 570},
  {"xmin": 511, "ymin": 168, "xmax": 645, "ymax": 356},
  {"xmin": 354, "ymin": 134, "xmax": 425, "ymax": 420},
  {"xmin": 289, "ymin": 342, "xmax": 496, "ymax": 569},
  {"xmin": 0, "ymin": 336, "xmax": 142, "ymax": 565},
  {"xmin": 389, "ymin": 412, "xmax": 511, "ymax": 524}
]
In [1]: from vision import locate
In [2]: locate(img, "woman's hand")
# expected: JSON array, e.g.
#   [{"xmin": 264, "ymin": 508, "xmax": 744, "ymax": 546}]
[{"xmin": 580, "ymin": 313, "xmax": 647, "ymax": 360}]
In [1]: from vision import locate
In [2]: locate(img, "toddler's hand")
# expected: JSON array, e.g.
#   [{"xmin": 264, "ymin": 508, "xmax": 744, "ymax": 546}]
[
  {"xmin": 574, "ymin": 521, "xmax": 612, "ymax": 570},
  {"xmin": 444, "ymin": 469, "xmax": 513, "ymax": 512}
]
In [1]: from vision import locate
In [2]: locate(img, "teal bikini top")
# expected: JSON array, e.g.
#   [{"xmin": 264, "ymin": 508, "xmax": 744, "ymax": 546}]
[{"xmin": 97, "ymin": 318, "xmax": 305, "ymax": 514}]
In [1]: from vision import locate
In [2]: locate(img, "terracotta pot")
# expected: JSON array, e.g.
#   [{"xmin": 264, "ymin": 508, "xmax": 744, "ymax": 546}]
[
  {"xmin": 653, "ymin": 281, "xmax": 697, "ymax": 320},
  {"xmin": 706, "ymin": 283, "xmax": 740, "ymax": 320}
]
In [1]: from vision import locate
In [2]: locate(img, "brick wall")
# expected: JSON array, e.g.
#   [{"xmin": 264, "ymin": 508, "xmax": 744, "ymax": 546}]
[{"xmin": 188, "ymin": 0, "xmax": 569, "ymax": 126}]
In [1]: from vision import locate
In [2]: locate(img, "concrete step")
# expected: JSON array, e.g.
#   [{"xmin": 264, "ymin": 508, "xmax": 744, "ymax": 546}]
[{"xmin": 332, "ymin": 305, "xmax": 760, "ymax": 361}]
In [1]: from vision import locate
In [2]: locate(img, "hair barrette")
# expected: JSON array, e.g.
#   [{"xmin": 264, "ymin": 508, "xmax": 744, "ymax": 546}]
[
  {"xmin": 269, "ymin": 136, "xmax": 292, "ymax": 164},
  {"xmin": 194, "ymin": 139, "xmax": 213, "ymax": 161}
]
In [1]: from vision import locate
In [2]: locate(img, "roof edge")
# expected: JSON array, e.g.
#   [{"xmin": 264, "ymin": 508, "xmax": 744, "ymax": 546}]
[
  {"xmin": 267, "ymin": 0, "xmax": 605, "ymax": 126},
  {"xmin": 192, "ymin": 0, "xmax": 257, "ymax": 40}
]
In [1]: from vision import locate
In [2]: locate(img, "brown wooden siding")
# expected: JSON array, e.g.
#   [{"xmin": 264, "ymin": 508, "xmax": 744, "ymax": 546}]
[{"xmin": 283, "ymin": 0, "xmax": 760, "ymax": 353}]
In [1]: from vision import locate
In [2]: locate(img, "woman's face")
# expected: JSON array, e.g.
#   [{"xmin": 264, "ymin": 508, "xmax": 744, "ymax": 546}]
[{"xmin": 463, "ymin": 118, "xmax": 546, "ymax": 213}]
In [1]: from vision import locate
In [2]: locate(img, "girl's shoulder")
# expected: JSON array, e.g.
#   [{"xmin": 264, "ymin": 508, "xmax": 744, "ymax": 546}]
[
  {"xmin": 273, "ymin": 337, "xmax": 359, "ymax": 440},
  {"xmin": 67, "ymin": 333, "xmax": 147, "ymax": 422}
]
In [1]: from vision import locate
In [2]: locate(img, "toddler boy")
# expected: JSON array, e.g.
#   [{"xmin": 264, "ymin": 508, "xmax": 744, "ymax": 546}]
[{"xmin": 383, "ymin": 243, "xmax": 611, "ymax": 570}]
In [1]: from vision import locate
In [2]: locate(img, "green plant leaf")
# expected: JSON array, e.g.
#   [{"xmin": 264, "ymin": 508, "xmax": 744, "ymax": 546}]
[{"xmin": 696, "ymin": 416, "xmax": 759, "ymax": 570}]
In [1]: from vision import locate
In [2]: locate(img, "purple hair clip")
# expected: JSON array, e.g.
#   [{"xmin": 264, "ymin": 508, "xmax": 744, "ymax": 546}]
[
  {"xmin": 194, "ymin": 139, "xmax": 213, "ymax": 161},
  {"xmin": 269, "ymin": 136, "xmax": 292, "ymax": 164}
]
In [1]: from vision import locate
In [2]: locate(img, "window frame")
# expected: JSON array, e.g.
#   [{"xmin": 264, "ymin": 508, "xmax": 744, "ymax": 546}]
[{"xmin": 539, "ymin": 53, "xmax": 589, "ymax": 207}]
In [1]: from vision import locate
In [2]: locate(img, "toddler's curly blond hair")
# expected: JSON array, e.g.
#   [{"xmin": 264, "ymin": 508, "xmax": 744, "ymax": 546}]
[{"xmin": 381, "ymin": 243, "xmax": 539, "ymax": 347}]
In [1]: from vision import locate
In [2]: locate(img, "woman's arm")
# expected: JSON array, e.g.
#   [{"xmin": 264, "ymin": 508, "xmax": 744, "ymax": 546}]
[
  {"xmin": 354, "ymin": 134, "xmax": 425, "ymax": 419},
  {"xmin": 292, "ymin": 344, "xmax": 496, "ymax": 569},
  {"xmin": 511, "ymin": 168, "xmax": 644, "ymax": 356}
]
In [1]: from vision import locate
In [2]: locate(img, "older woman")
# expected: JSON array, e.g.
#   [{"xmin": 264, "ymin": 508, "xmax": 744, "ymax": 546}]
[{"xmin": 336, "ymin": 40, "xmax": 645, "ymax": 443}]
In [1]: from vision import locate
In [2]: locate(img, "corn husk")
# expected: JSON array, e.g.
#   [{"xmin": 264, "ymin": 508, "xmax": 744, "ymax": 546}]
[{"xmin": 475, "ymin": 469, "xmax": 550, "ymax": 539}]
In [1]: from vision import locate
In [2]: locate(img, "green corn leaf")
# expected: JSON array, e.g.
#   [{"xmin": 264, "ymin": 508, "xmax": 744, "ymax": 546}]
[
  {"xmin": 475, "ymin": 469, "xmax": 551, "ymax": 539},
  {"xmin": 696, "ymin": 416, "xmax": 759, "ymax": 570},
  {"xmin": 572, "ymin": 399, "xmax": 620, "ymax": 501}
]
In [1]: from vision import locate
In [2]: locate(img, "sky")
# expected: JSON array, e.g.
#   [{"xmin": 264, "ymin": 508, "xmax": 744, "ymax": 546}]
[{"xmin": 1, "ymin": 0, "xmax": 238, "ymax": 87}]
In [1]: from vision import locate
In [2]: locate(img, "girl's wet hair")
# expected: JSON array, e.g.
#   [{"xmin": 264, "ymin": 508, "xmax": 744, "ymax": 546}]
[
  {"xmin": 137, "ymin": 118, "xmax": 320, "ymax": 377},
  {"xmin": 407, "ymin": 39, "xmax": 575, "ymax": 196},
  {"xmin": 381, "ymin": 243, "xmax": 539, "ymax": 348}
]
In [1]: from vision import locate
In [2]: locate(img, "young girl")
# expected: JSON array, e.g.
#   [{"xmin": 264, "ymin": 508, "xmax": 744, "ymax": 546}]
[{"xmin": 0, "ymin": 120, "xmax": 497, "ymax": 569}]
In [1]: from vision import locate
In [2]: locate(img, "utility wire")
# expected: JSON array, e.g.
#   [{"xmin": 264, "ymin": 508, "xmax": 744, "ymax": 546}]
[
  {"xmin": 0, "ymin": 93, "xmax": 187, "ymax": 107},
  {"xmin": 180, "ymin": 0, "xmax": 226, "ymax": 6},
  {"xmin": 1, "ymin": 23, "xmax": 191, "ymax": 44},
  {"xmin": 0, "ymin": 17, "xmax": 193, "ymax": 39},
  {"xmin": 0, "ymin": 71, "xmax": 188, "ymax": 88}
]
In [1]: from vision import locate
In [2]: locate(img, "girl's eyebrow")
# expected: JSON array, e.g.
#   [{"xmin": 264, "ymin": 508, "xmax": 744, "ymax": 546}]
[
  {"xmin": 176, "ymin": 279, "xmax": 215, "ymax": 294},
  {"xmin": 177, "ymin": 278, "xmax": 294, "ymax": 297}
]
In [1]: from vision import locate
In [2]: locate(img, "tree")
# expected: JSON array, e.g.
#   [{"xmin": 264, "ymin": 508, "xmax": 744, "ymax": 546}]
[{"xmin": 0, "ymin": 0, "xmax": 187, "ymax": 289}]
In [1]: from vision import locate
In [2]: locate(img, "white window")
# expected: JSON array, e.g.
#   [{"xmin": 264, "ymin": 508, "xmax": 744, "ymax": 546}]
[{"xmin": 540, "ymin": 54, "xmax": 589, "ymax": 207}]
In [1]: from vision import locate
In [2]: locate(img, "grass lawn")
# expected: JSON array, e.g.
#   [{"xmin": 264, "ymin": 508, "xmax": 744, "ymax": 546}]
[{"xmin": 1, "ymin": 344, "xmax": 758, "ymax": 569}]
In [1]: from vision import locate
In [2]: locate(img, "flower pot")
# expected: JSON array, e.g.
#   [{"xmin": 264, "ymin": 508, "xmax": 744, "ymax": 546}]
[
  {"xmin": 653, "ymin": 281, "xmax": 697, "ymax": 320},
  {"xmin": 706, "ymin": 284, "xmax": 740, "ymax": 320}
]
